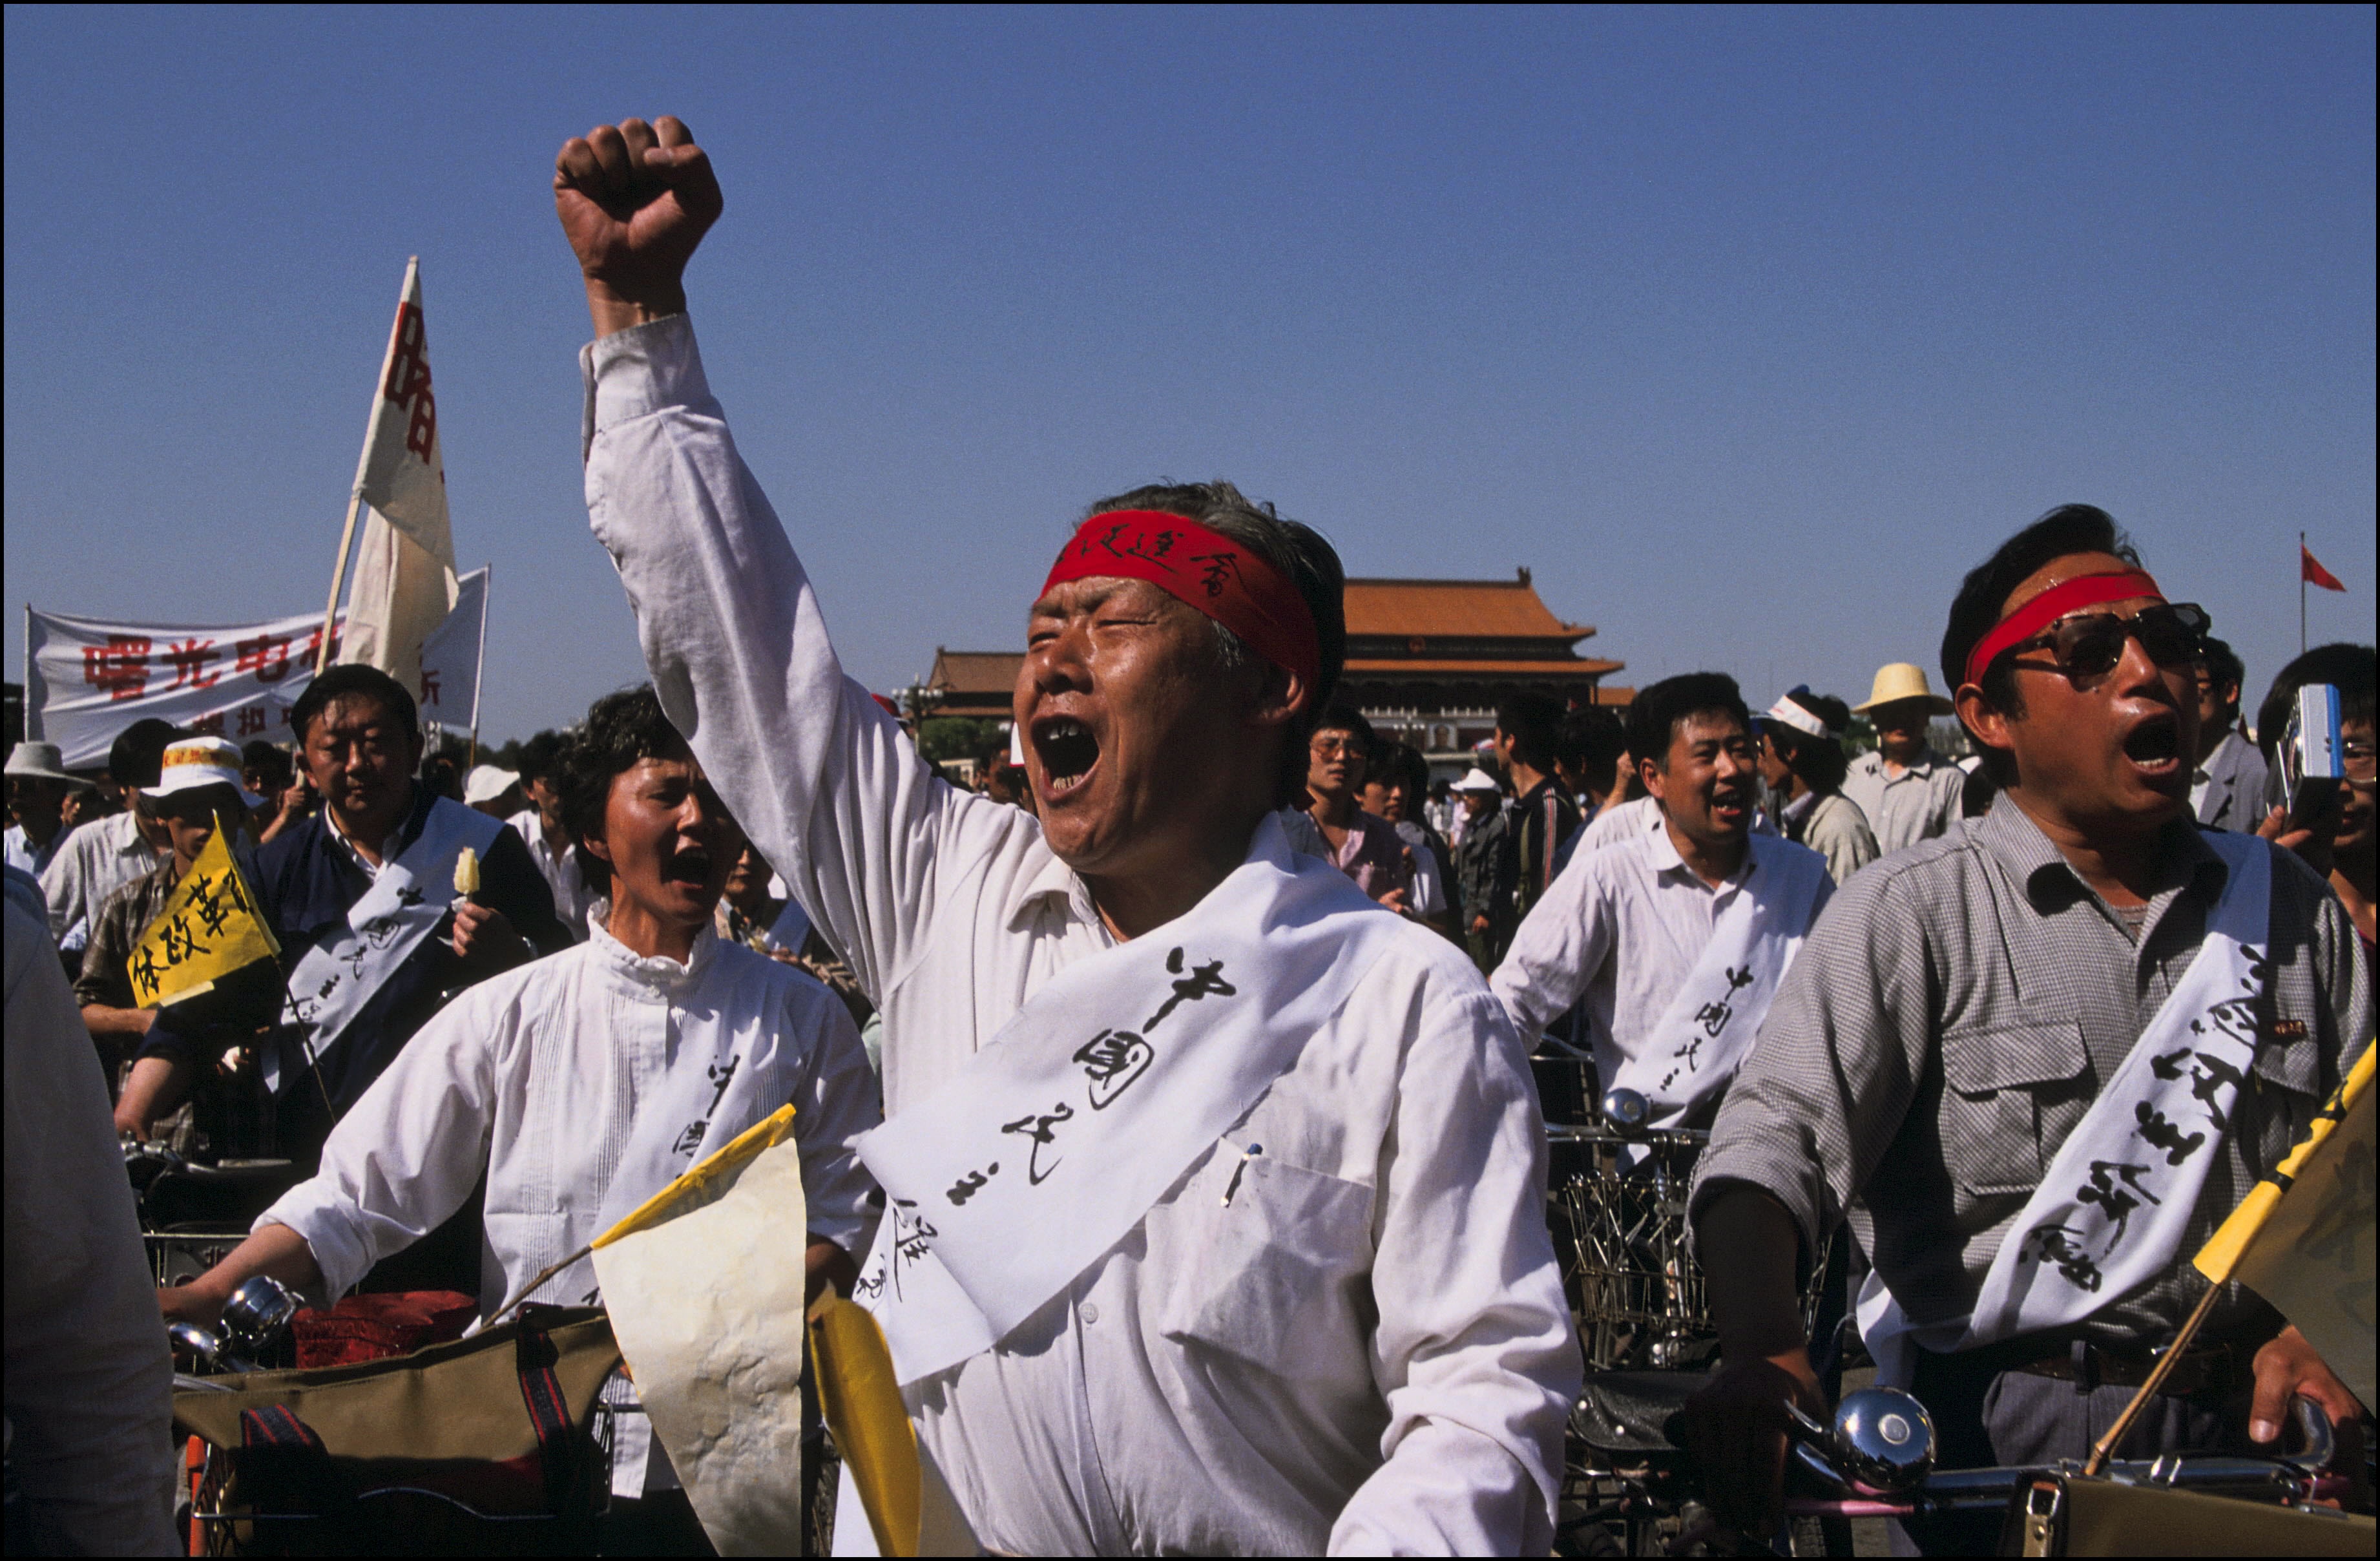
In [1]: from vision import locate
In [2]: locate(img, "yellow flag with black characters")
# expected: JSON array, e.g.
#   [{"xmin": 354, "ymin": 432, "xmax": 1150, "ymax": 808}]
[{"xmin": 127, "ymin": 821, "xmax": 280, "ymax": 1008}]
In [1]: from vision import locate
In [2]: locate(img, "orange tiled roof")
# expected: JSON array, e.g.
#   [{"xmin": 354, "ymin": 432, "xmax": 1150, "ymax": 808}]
[
  {"xmin": 1343, "ymin": 574, "xmax": 1591, "ymax": 642},
  {"xmin": 1342, "ymin": 657, "xmax": 1625, "ymax": 678},
  {"xmin": 929, "ymin": 649, "xmax": 1023, "ymax": 695}
]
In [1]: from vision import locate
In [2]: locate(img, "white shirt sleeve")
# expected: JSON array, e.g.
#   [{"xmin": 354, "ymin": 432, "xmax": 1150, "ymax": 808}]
[
  {"xmin": 1490, "ymin": 846, "xmax": 1614, "ymax": 1042},
  {"xmin": 4, "ymin": 901, "xmax": 179, "ymax": 1556},
  {"xmin": 1329, "ymin": 987, "xmax": 1576, "ymax": 1554},
  {"xmin": 581, "ymin": 316, "xmax": 1025, "ymax": 1008},
  {"xmin": 257, "ymin": 987, "xmax": 504, "ymax": 1301}
]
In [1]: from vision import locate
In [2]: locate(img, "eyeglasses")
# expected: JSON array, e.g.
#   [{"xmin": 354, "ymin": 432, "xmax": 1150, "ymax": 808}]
[
  {"xmin": 2002, "ymin": 602, "xmax": 2210, "ymax": 690},
  {"xmin": 1309, "ymin": 736, "xmax": 1364, "ymax": 758}
]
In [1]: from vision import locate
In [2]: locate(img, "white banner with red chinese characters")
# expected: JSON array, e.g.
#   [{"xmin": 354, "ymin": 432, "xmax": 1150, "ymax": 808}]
[{"xmin": 26, "ymin": 568, "xmax": 487, "ymax": 770}]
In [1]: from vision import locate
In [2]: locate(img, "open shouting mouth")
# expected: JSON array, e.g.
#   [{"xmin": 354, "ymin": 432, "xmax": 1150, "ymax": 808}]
[
  {"xmin": 2120, "ymin": 709, "xmax": 2183, "ymax": 780},
  {"xmin": 1034, "ymin": 715, "xmax": 1101, "ymax": 799}
]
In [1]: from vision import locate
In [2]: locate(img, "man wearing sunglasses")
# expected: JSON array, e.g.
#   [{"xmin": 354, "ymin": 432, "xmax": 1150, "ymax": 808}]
[{"xmin": 1681, "ymin": 505, "xmax": 2371, "ymax": 1551}]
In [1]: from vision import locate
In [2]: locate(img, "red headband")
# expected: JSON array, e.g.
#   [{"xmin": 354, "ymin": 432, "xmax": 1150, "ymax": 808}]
[
  {"xmin": 1041, "ymin": 510, "xmax": 1322, "ymax": 691},
  {"xmin": 1962, "ymin": 569, "xmax": 2164, "ymax": 689}
]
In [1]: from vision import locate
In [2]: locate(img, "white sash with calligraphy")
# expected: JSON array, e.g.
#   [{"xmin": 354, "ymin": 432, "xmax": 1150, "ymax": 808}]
[
  {"xmin": 1609, "ymin": 835, "xmax": 1830, "ymax": 1127},
  {"xmin": 266, "ymin": 799, "xmax": 505, "ymax": 1093},
  {"xmin": 1858, "ymin": 832, "xmax": 2273, "ymax": 1387},
  {"xmin": 850, "ymin": 816, "xmax": 1406, "ymax": 1387}
]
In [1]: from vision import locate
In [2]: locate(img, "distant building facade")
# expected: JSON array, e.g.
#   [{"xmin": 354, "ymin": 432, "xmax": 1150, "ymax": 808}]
[{"xmin": 921, "ymin": 568, "xmax": 1626, "ymax": 769}]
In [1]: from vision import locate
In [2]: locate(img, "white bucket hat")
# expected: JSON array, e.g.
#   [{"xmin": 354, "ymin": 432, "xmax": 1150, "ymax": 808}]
[
  {"xmin": 148, "ymin": 736, "xmax": 264, "ymax": 808},
  {"xmin": 1450, "ymin": 767, "xmax": 1503, "ymax": 793},
  {"xmin": 463, "ymin": 764, "xmax": 521, "ymax": 806}
]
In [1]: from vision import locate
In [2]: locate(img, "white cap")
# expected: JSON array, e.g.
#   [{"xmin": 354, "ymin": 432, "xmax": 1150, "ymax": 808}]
[
  {"xmin": 463, "ymin": 764, "xmax": 521, "ymax": 806},
  {"xmin": 148, "ymin": 737, "xmax": 263, "ymax": 807},
  {"xmin": 1764, "ymin": 686, "xmax": 1836, "ymax": 740},
  {"xmin": 1450, "ymin": 767, "xmax": 1502, "ymax": 793}
]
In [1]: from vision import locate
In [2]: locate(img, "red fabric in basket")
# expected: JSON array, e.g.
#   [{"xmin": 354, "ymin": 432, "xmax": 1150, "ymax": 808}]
[{"xmin": 292, "ymin": 1290, "xmax": 478, "ymax": 1368}]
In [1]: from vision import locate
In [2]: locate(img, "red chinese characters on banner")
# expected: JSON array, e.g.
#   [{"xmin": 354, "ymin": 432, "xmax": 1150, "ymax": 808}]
[
  {"xmin": 236, "ymin": 707, "xmax": 269, "ymax": 737},
  {"xmin": 420, "ymin": 668, "xmax": 442, "ymax": 707},
  {"xmin": 188, "ymin": 711, "xmax": 225, "ymax": 737},
  {"xmin": 384, "ymin": 302, "xmax": 437, "ymax": 463},
  {"xmin": 83, "ymin": 636, "xmax": 152, "ymax": 701},
  {"xmin": 235, "ymin": 633, "xmax": 295, "ymax": 684},
  {"xmin": 164, "ymin": 637, "xmax": 222, "ymax": 691}
]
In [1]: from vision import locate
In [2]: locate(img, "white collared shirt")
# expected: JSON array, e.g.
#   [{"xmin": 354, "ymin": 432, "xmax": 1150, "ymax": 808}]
[
  {"xmin": 1490, "ymin": 823, "xmax": 1833, "ymax": 1087},
  {"xmin": 1842, "ymin": 747, "xmax": 1966, "ymax": 855},
  {"xmin": 581, "ymin": 315, "xmax": 1578, "ymax": 1556},
  {"xmin": 39, "ymin": 810, "xmax": 158, "ymax": 950},
  {"xmin": 4, "ymin": 822, "xmax": 69, "ymax": 881},
  {"xmin": 258, "ymin": 913, "xmax": 881, "ymax": 1315},
  {"xmin": 508, "ymin": 806, "xmax": 596, "ymax": 939},
  {"xmin": 319, "ymin": 800, "xmax": 406, "ymax": 881}
]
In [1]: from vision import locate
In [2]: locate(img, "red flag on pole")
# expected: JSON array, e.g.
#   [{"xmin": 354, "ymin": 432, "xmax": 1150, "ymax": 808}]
[{"xmin": 2301, "ymin": 545, "xmax": 2346, "ymax": 592}]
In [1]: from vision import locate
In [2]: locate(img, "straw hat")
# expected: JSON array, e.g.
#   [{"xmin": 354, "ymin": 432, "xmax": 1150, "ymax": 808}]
[
  {"xmin": 4, "ymin": 741, "xmax": 85, "ymax": 786},
  {"xmin": 1855, "ymin": 663, "xmax": 1955, "ymax": 715}
]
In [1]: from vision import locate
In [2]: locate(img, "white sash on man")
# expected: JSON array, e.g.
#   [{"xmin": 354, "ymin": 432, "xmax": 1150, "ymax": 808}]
[
  {"xmin": 850, "ymin": 816, "xmax": 1406, "ymax": 1387},
  {"xmin": 1859, "ymin": 832, "xmax": 2273, "ymax": 1387},
  {"xmin": 266, "ymin": 800, "xmax": 505, "ymax": 1093},
  {"xmin": 1609, "ymin": 836, "xmax": 1830, "ymax": 1128}
]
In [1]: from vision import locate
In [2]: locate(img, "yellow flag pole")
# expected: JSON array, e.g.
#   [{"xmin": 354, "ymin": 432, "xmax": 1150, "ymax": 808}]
[
  {"xmin": 2082, "ymin": 1045, "xmax": 2375, "ymax": 1475},
  {"xmin": 483, "ymin": 1104, "xmax": 798, "ymax": 1328}
]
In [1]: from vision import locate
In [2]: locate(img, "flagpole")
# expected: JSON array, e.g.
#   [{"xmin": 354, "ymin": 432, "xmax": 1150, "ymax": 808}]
[
  {"xmin": 467, "ymin": 563, "xmax": 489, "ymax": 768},
  {"xmin": 317, "ymin": 257, "xmax": 424, "ymax": 676},
  {"xmin": 2299, "ymin": 531, "xmax": 2307, "ymax": 655}
]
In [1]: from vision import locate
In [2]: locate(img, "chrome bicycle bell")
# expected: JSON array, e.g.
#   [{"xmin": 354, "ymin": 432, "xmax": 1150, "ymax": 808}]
[
  {"xmin": 167, "ymin": 1320, "xmax": 224, "ymax": 1368},
  {"xmin": 220, "ymin": 1275, "xmax": 300, "ymax": 1356},
  {"xmin": 1599, "ymin": 1087, "xmax": 1651, "ymax": 1137},
  {"xmin": 1832, "ymin": 1387, "xmax": 1936, "ymax": 1493}
]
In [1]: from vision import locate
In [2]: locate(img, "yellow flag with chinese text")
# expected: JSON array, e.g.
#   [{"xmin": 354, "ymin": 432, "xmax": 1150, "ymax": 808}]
[
  {"xmin": 2193, "ymin": 1044, "xmax": 2374, "ymax": 1411},
  {"xmin": 127, "ymin": 823, "xmax": 280, "ymax": 1008}
]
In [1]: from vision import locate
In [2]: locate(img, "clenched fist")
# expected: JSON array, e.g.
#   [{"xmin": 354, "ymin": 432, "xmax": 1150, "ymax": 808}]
[{"xmin": 554, "ymin": 115, "xmax": 723, "ymax": 337}]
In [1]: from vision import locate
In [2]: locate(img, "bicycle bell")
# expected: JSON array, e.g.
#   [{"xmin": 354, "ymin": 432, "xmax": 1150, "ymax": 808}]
[
  {"xmin": 220, "ymin": 1275, "xmax": 300, "ymax": 1356},
  {"xmin": 1832, "ymin": 1387, "xmax": 1936, "ymax": 1493},
  {"xmin": 1599, "ymin": 1087, "xmax": 1651, "ymax": 1138},
  {"xmin": 167, "ymin": 1320, "xmax": 224, "ymax": 1369}
]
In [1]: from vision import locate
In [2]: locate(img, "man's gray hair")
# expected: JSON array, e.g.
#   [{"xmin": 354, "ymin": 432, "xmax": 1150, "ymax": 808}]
[{"xmin": 1079, "ymin": 481, "xmax": 1346, "ymax": 808}]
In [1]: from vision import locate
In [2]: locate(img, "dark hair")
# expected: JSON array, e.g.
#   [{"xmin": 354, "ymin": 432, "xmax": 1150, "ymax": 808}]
[
  {"xmin": 1495, "ymin": 692, "xmax": 1565, "ymax": 771},
  {"xmin": 2255, "ymin": 643, "xmax": 2377, "ymax": 768},
  {"xmin": 1313, "ymin": 703, "xmax": 1378, "ymax": 758},
  {"xmin": 562, "ymin": 686, "xmax": 694, "ymax": 894},
  {"xmin": 289, "ymin": 664, "xmax": 421, "ymax": 746},
  {"xmin": 240, "ymin": 740, "xmax": 293, "ymax": 791},
  {"xmin": 516, "ymin": 730, "xmax": 572, "ymax": 790},
  {"xmin": 1768, "ymin": 693, "xmax": 1852, "ymax": 796},
  {"xmin": 1080, "ymin": 481, "xmax": 1346, "ymax": 808},
  {"xmin": 1940, "ymin": 505, "xmax": 2140, "ymax": 785},
  {"xmin": 1627, "ymin": 673, "xmax": 1750, "ymax": 770},
  {"xmin": 1961, "ymin": 762, "xmax": 2001, "ymax": 819},
  {"xmin": 1556, "ymin": 707, "xmax": 1627, "ymax": 790},
  {"xmin": 1371, "ymin": 741, "xmax": 1432, "ymax": 807},
  {"xmin": 109, "ymin": 718, "xmax": 183, "ymax": 788},
  {"xmin": 2196, "ymin": 635, "xmax": 2246, "ymax": 712},
  {"xmin": 419, "ymin": 754, "xmax": 461, "ymax": 802}
]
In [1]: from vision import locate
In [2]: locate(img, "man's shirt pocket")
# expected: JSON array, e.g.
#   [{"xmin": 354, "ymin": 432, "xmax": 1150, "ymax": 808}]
[
  {"xmin": 1938, "ymin": 1020, "xmax": 2091, "ymax": 1197},
  {"xmin": 1158, "ymin": 1138, "xmax": 1376, "ymax": 1373}
]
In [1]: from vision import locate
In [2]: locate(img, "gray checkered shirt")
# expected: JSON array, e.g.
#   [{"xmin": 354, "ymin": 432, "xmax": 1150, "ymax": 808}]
[{"xmin": 1693, "ymin": 795, "xmax": 2373, "ymax": 1351}]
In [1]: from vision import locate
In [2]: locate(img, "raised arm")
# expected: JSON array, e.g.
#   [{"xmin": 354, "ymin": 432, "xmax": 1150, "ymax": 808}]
[{"xmin": 558, "ymin": 116, "xmax": 1023, "ymax": 1001}]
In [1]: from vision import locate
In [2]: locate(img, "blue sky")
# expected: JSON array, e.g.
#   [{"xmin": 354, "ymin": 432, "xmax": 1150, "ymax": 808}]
[{"xmin": 6, "ymin": 5, "xmax": 2372, "ymax": 742}]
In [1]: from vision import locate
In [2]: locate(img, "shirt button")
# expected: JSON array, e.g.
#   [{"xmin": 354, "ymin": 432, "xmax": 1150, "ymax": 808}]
[{"xmin": 1080, "ymin": 1302, "xmax": 1099, "ymax": 1325}]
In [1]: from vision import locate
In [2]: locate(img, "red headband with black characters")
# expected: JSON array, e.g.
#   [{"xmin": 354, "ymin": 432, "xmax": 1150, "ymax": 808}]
[
  {"xmin": 1962, "ymin": 569, "xmax": 2164, "ymax": 689},
  {"xmin": 1041, "ymin": 510, "xmax": 1321, "ymax": 690}
]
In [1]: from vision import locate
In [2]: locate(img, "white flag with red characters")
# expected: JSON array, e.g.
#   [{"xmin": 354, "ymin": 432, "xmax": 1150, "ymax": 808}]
[{"xmin": 340, "ymin": 258, "xmax": 459, "ymax": 698}]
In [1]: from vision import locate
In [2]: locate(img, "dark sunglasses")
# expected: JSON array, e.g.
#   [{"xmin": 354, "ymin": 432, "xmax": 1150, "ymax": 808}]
[{"xmin": 2003, "ymin": 602, "xmax": 2211, "ymax": 688}]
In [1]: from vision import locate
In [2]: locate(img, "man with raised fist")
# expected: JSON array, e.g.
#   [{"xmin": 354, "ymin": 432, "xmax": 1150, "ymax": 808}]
[{"xmin": 556, "ymin": 115, "xmax": 1578, "ymax": 1555}]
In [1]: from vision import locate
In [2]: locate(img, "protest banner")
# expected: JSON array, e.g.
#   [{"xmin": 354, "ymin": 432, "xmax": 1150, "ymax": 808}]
[
  {"xmin": 25, "ymin": 569, "xmax": 486, "ymax": 770},
  {"xmin": 127, "ymin": 824, "xmax": 280, "ymax": 1009}
]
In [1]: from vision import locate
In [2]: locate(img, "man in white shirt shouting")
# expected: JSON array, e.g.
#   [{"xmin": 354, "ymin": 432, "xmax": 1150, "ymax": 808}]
[
  {"xmin": 1491, "ymin": 673, "xmax": 1834, "ymax": 1129},
  {"xmin": 554, "ymin": 114, "xmax": 1578, "ymax": 1555}
]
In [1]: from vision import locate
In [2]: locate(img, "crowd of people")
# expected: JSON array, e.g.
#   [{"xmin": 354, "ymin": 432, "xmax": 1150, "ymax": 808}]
[{"xmin": 4, "ymin": 110, "xmax": 2374, "ymax": 1557}]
